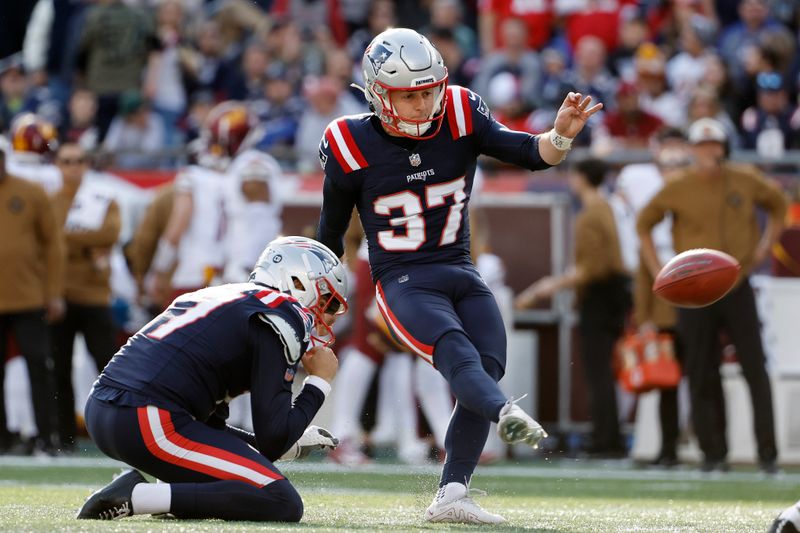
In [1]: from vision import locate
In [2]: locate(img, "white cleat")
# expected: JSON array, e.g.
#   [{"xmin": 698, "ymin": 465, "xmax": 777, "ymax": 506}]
[
  {"xmin": 497, "ymin": 399, "xmax": 548, "ymax": 448},
  {"xmin": 424, "ymin": 482, "xmax": 506, "ymax": 524}
]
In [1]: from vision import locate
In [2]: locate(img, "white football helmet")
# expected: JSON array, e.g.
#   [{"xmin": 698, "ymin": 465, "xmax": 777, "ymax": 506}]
[
  {"xmin": 361, "ymin": 28, "xmax": 448, "ymax": 139},
  {"xmin": 250, "ymin": 236, "xmax": 348, "ymax": 345}
]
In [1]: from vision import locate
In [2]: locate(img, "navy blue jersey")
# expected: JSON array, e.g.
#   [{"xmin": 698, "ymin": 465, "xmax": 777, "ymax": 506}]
[
  {"xmin": 94, "ymin": 283, "xmax": 319, "ymax": 458},
  {"xmin": 317, "ymin": 85, "xmax": 551, "ymax": 281}
]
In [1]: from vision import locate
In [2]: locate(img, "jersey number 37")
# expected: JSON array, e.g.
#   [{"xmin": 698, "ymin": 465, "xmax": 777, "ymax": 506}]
[{"xmin": 374, "ymin": 176, "xmax": 466, "ymax": 251}]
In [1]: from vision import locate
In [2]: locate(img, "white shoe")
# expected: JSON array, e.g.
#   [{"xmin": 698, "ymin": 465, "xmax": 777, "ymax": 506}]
[
  {"xmin": 424, "ymin": 482, "xmax": 505, "ymax": 524},
  {"xmin": 497, "ymin": 399, "xmax": 548, "ymax": 448}
]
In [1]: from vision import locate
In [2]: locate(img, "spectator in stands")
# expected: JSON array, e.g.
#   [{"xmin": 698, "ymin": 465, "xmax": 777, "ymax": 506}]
[
  {"xmin": 60, "ymin": 88, "xmax": 99, "ymax": 152},
  {"xmin": 346, "ymin": 0, "xmax": 396, "ymax": 73},
  {"xmin": 75, "ymin": 0, "xmax": 161, "ymax": 141},
  {"xmin": 608, "ymin": 15, "xmax": 650, "ymax": 81},
  {"xmin": 427, "ymin": 27, "xmax": 475, "ymax": 88},
  {"xmin": 559, "ymin": 35, "xmax": 617, "ymax": 117},
  {"xmin": 0, "ymin": 54, "xmax": 27, "ymax": 132},
  {"xmin": 22, "ymin": 0, "xmax": 88, "ymax": 109},
  {"xmin": 102, "ymin": 90, "xmax": 166, "ymax": 170},
  {"xmin": 471, "ymin": 18, "xmax": 542, "ymax": 110},
  {"xmin": 182, "ymin": 20, "xmax": 232, "ymax": 100},
  {"xmin": 595, "ymin": 81, "xmax": 664, "ymax": 151},
  {"xmin": 560, "ymin": 0, "xmax": 636, "ymax": 53},
  {"xmin": 478, "ymin": 0, "xmax": 553, "ymax": 53},
  {"xmin": 635, "ymin": 43, "xmax": 685, "ymax": 128},
  {"xmin": 0, "ymin": 144, "xmax": 63, "ymax": 455},
  {"xmin": 226, "ymin": 41, "xmax": 269, "ymax": 102},
  {"xmin": 718, "ymin": 0, "xmax": 784, "ymax": 84},
  {"xmin": 151, "ymin": 0, "xmax": 191, "ymax": 149},
  {"xmin": 615, "ymin": 128, "xmax": 692, "ymax": 467},
  {"xmin": 666, "ymin": 15, "xmax": 718, "ymax": 101},
  {"xmin": 687, "ymin": 85, "xmax": 741, "ymax": 149},
  {"xmin": 423, "ymin": 0, "xmax": 479, "ymax": 60},
  {"xmin": 296, "ymin": 76, "xmax": 363, "ymax": 174},
  {"xmin": 697, "ymin": 53, "xmax": 739, "ymax": 124},
  {"xmin": 741, "ymin": 71, "xmax": 800, "ymax": 157},
  {"xmin": 250, "ymin": 63, "xmax": 304, "ymax": 161},
  {"xmin": 50, "ymin": 142, "xmax": 121, "ymax": 452},
  {"xmin": 637, "ymin": 117, "xmax": 787, "ymax": 474},
  {"xmin": 516, "ymin": 158, "xmax": 631, "ymax": 459}
]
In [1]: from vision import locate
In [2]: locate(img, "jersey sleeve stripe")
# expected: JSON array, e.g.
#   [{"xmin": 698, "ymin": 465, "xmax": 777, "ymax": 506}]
[
  {"xmin": 375, "ymin": 281, "xmax": 434, "ymax": 363},
  {"xmin": 337, "ymin": 119, "xmax": 368, "ymax": 168},
  {"xmin": 137, "ymin": 406, "xmax": 283, "ymax": 488},
  {"xmin": 327, "ymin": 120, "xmax": 366, "ymax": 173},
  {"xmin": 460, "ymin": 87, "xmax": 473, "ymax": 134},
  {"xmin": 447, "ymin": 86, "xmax": 471, "ymax": 139},
  {"xmin": 324, "ymin": 126, "xmax": 351, "ymax": 172},
  {"xmin": 445, "ymin": 87, "xmax": 460, "ymax": 139}
]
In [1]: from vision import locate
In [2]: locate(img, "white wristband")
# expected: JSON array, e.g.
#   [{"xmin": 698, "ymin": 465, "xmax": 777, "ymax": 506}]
[
  {"xmin": 549, "ymin": 130, "xmax": 574, "ymax": 151},
  {"xmin": 304, "ymin": 375, "xmax": 332, "ymax": 398},
  {"xmin": 151, "ymin": 238, "xmax": 178, "ymax": 273}
]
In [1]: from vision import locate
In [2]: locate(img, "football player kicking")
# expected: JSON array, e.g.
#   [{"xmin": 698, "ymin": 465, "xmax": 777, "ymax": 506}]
[
  {"xmin": 77, "ymin": 237, "xmax": 348, "ymax": 522},
  {"xmin": 317, "ymin": 28, "xmax": 601, "ymax": 524}
]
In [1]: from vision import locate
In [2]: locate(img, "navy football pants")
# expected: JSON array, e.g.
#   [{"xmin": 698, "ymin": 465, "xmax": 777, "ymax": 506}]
[
  {"xmin": 376, "ymin": 263, "xmax": 508, "ymax": 485},
  {"xmin": 84, "ymin": 396, "xmax": 303, "ymax": 521}
]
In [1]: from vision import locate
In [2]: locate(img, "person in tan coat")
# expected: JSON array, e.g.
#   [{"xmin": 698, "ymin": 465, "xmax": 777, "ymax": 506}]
[
  {"xmin": 0, "ymin": 144, "xmax": 64, "ymax": 454},
  {"xmin": 516, "ymin": 158, "xmax": 631, "ymax": 457},
  {"xmin": 50, "ymin": 142, "xmax": 121, "ymax": 452},
  {"xmin": 637, "ymin": 118, "xmax": 788, "ymax": 474}
]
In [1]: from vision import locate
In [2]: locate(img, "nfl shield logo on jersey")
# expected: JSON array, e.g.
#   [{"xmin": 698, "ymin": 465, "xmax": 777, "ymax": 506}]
[{"xmin": 409, "ymin": 153, "xmax": 421, "ymax": 167}]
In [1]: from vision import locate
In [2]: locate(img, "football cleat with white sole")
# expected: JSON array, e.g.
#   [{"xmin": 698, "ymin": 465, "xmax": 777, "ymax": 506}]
[
  {"xmin": 497, "ymin": 399, "xmax": 548, "ymax": 448},
  {"xmin": 77, "ymin": 469, "xmax": 146, "ymax": 520},
  {"xmin": 424, "ymin": 482, "xmax": 505, "ymax": 524}
]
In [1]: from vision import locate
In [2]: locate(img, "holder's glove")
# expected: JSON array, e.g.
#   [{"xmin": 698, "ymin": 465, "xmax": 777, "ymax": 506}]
[{"xmin": 278, "ymin": 425, "xmax": 339, "ymax": 461}]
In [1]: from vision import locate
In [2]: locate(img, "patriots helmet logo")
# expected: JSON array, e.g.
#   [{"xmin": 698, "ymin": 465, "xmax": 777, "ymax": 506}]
[{"xmin": 367, "ymin": 42, "xmax": 393, "ymax": 75}]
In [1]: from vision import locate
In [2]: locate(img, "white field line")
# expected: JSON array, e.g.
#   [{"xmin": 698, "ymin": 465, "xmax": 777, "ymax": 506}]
[{"xmin": 1, "ymin": 455, "xmax": 799, "ymax": 484}]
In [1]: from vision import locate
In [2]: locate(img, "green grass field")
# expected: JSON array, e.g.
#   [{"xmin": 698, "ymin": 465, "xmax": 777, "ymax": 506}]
[{"xmin": 0, "ymin": 455, "xmax": 795, "ymax": 532}]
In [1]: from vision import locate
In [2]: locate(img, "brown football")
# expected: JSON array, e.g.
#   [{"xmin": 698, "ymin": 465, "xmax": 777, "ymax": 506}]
[{"xmin": 653, "ymin": 249, "xmax": 741, "ymax": 307}]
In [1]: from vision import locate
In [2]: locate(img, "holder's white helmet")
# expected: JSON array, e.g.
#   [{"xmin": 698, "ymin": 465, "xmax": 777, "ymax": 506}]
[
  {"xmin": 251, "ymin": 236, "xmax": 348, "ymax": 345},
  {"xmin": 361, "ymin": 28, "xmax": 448, "ymax": 139}
]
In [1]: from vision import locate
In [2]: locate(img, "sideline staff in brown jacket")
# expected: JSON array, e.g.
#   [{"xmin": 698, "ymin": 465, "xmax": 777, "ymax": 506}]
[
  {"xmin": 637, "ymin": 118, "xmax": 787, "ymax": 474},
  {"xmin": 516, "ymin": 158, "xmax": 631, "ymax": 457},
  {"xmin": 0, "ymin": 144, "xmax": 63, "ymax": 453},
  {"xmin": 50, "ymin": 142, "xmax": 121, "ymax": 452}
]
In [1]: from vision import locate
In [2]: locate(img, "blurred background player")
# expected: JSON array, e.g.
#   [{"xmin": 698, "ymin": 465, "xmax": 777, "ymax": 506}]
[
  {"xmin": 6, "ymin": 112, "xmax": 61, "ymax": 193},
  {"xmin": 0, "ymin": 143, "xmax": 63, "ymax": 455},
  {"xmin": 50, "ymin": 141, "xmax": 120, "ymax": 453},
  {"xmin": 615, "ymin": 127, "xmax": 692, "ymax": 467},
  {"xmin": 516, "ymin": 158, "xmax": 631, "ymax": 458}
]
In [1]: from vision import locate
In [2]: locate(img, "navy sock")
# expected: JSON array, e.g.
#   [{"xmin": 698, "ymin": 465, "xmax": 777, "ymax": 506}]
[{"xmin": 433, "ymin": 331, "xmax": 507, "ymax": 487}]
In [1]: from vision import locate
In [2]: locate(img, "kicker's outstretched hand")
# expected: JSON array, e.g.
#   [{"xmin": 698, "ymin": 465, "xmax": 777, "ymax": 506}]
[{"xmin": 553, "ymin": 92, "xmax": 603, "ymax": 138}]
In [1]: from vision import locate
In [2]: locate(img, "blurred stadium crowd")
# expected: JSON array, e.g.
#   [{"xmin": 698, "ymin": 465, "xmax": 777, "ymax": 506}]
[
  {"xmin": 0, "ymin": 0, "xmax": 799, "ymax": 170},
  {"xmin": 0, "ymin": 0, "xmax": 799, "ymax": 466}
]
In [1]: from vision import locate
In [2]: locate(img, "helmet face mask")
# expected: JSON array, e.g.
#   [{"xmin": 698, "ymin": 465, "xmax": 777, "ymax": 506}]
[
  {"xmin": 362, "ymin": 28, "xmax": 449, "ymax": 139},
  {"xmin": 250, "ymin": 237, "xmax": 348, "ymax": 347}
]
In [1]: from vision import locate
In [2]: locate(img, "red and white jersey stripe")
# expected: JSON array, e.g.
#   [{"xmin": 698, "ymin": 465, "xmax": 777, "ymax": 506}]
[
  {"xmin": 446, "ymin": 86, "xmax": 474, "ymax": 140},
  {"xmin": 324, "ymin": 116, "xmax": 370, "ymax": 173}
]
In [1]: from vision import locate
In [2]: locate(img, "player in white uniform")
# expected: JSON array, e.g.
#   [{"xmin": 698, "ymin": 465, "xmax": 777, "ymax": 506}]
[{"xmin": 222, "ymin": 146, "xmax": 285, "ymax": 284}]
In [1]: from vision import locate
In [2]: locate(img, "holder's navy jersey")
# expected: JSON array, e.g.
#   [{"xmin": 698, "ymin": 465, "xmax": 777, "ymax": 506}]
[
  {"xmin": 96, "ymin": 283, "xmax": 315, "ymax": 422},
  {"xmin": 317, "ymin": 85, "xmax": 551, "ymax": 281}
]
